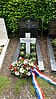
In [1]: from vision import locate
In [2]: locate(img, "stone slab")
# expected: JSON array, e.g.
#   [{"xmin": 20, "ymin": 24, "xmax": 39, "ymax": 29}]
[
  {"xmin": 0, "ymin": 39, "xmax": 8, "ymax": 46},
  {"xmin": 36, "ymin": 38, "xmax": 44, "ymax": 70},
  {"xmin": 47, "ymin": 38, "xmax": 56, "ymax": 71},
  {"xmin": 0, "ymin": 18, "xmax": 10, "ymax": 69},
  {"xmin": 0, "ymin": 39, "xmax": 10, "ymax": 69},
  {"xmin": 0, "ymin": 18, "xmax": 8, "ymax": 40},
  {"xmin": 12, "ymin": 40, "xmax": 20, "ymax": 63}
]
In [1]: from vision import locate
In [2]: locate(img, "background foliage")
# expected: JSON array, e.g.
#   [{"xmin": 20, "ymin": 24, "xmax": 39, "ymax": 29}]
[{"xmin": 0, "ymin": 0, "xmax": 56, "ymax": 37}]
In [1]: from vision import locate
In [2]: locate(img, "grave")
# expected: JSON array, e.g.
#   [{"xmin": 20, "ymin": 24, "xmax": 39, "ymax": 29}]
[
  {"xmin": 10, "ymin": 18, "xmax": 56, "ymax": 99},
  {"xmin": 0, "ymin": 18, "xmax": 10, "ymax": 69},
  {"xmin": 13, "ymin": 18, "xmax": 44, "ymax": 70},
  {"xmin": 10, "ymin": 32, "xmax": 56, "ymax": 99},
  {"xmin": 10, "ymin": 39, "xmax": 56, "ymax": 98},
  {"xmin": 47, "ymin": 19, "xmax": 56, "ymax": 71},
  {"xmin": 13, "ymin": 32, "xmax": 44, "ymax": 70}
]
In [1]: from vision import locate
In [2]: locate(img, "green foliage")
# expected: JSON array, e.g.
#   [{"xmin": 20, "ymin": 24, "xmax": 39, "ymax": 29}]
[
  {"xmin": 0, "ymin": 0, "xmax": 56, "ymax": 36},
  {"xmin": 0, "ymin": 76, "xmax": 10, "ymax": 95}
]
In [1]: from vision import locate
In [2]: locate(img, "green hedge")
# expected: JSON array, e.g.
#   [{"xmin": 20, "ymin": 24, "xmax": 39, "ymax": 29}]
[{"xmin": 0, "ymin": 0, "xmax": 56, "ymax": 37}]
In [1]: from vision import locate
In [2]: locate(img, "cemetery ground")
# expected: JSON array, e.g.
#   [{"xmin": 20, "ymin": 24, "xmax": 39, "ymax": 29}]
[{"xmin": 0, "ymin": 37, "xmax": 56, "ymax": 99}]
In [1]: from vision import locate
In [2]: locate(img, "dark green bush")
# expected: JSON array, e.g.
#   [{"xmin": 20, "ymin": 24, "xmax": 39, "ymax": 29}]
[{"xmin": 0, "ymin": 0, "xmax": 56, "ymax": 37}]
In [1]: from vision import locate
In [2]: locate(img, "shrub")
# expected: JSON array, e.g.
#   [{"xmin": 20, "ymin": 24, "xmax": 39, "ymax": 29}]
[{"xmin": 0, "ymin": 0, "xmax": 56, "ymax": 36}]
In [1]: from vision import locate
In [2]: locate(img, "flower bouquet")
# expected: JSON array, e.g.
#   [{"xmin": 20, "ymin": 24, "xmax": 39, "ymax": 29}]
[{"xmin": 10, "ymin": 57, "xmax": 37, "ymax": 78}]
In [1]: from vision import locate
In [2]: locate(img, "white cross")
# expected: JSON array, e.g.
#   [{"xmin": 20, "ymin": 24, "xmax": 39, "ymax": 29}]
[{"xmin": 20, "ymin": 33, "xmax": 36, "ymax": 54}]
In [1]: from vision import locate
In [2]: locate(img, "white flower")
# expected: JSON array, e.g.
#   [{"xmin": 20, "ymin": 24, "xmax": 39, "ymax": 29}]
[
  {"xmin": 24, "ymin": 59, "xmax": 28, "ymax": 64},
  {"xmin": 19, "ymin": 57, "xmax": 22, "ymax": 60},
  {"xmin": 15, "ymin": 71, "xmax": 20, "ymax": 76},
  {"xmin": 20, "ymin": 67, "xmax": 25, "ymax": 73},
  {"xmin": 26, "ymin": 72, "xmax": 31, "ymax": 76}
]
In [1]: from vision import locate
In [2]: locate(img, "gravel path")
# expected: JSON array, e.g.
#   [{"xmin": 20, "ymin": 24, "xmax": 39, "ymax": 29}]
[{"xmin": 0, "ymin": 37, "xmax": 56, "ymax": 99}]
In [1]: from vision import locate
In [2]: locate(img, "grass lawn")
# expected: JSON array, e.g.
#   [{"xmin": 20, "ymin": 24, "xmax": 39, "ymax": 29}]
[
  {"xmin": 14, "ymin": 78, "xmax": 28, "ymax": 94},
  {"xmin": 0, "ymin": 76, "xmax": 56, "ymax": 98},
  {"xmin": 0, "ymin": 76, "xmax": 10, "ymax": 95}
]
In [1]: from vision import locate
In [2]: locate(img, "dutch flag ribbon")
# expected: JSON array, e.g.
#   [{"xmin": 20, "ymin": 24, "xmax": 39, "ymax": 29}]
[
  {"xmin": 34, "ymin": 68, "xmax": 56, "ymax": 86},
  {"xmin": 31, "ymin": 67, "xmax": 56, "ymax": 99},
  {"xmin": 32, "ymin": 71, "xmax": 45, "ymax": 99}
]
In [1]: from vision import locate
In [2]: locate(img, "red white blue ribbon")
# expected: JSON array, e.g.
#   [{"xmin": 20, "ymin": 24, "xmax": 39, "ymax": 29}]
[
  {"xmin": 33, "ymin": 68, "xmax": 56, "ymax": 86},
  {"xmin": 32, "ymin": 71, "xmax": 45, "ymax": 99},
  {"xmin": 31, "ymin": 67, "xmax": 56, "ymax": 99}
]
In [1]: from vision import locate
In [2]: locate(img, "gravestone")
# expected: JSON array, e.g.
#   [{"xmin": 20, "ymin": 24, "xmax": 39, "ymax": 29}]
[
  {"xmin": 13, "ymin": 18, "xmax": 44, "ymax": 70},
  {"xmin": 48, "ymin": 19, "xmax": 56, "ymax": 37},
  {"xmin": 0, "ymin": 18, "xmax": 10, "ymax": 69},
  {"xmin": 19, "ymin": 18, "xmax": 39, "ymax": 38}
]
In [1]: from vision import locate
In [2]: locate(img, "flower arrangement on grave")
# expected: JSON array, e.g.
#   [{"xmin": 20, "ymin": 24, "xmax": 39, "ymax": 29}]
[
  {"xmin": 10, "ymin": 43, "xmax": 37, "ymax": 77},
  {"xmin": 10, "ymin": 56, "xmax": 37, "ymax": 77}
]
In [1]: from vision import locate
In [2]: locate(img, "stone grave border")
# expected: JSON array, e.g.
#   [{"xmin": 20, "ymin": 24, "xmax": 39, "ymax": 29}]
[
  {"xmin": 47, "ymin": 38, "xmax": 56, "ymax": 71},
  {"xmin": 0, "ymin": 39, "xmax": 10, "ymax": 69},
  {"xmin": 0, "ymin": 18, "xmax": 10, "ymax": 69},
  {"xmin": 36, "ymin": 38, "xmax": 44, "ymax": 70},
  {"xmin": 12, "ymin": 40, "xmax": 20, "ymax": 63}
]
